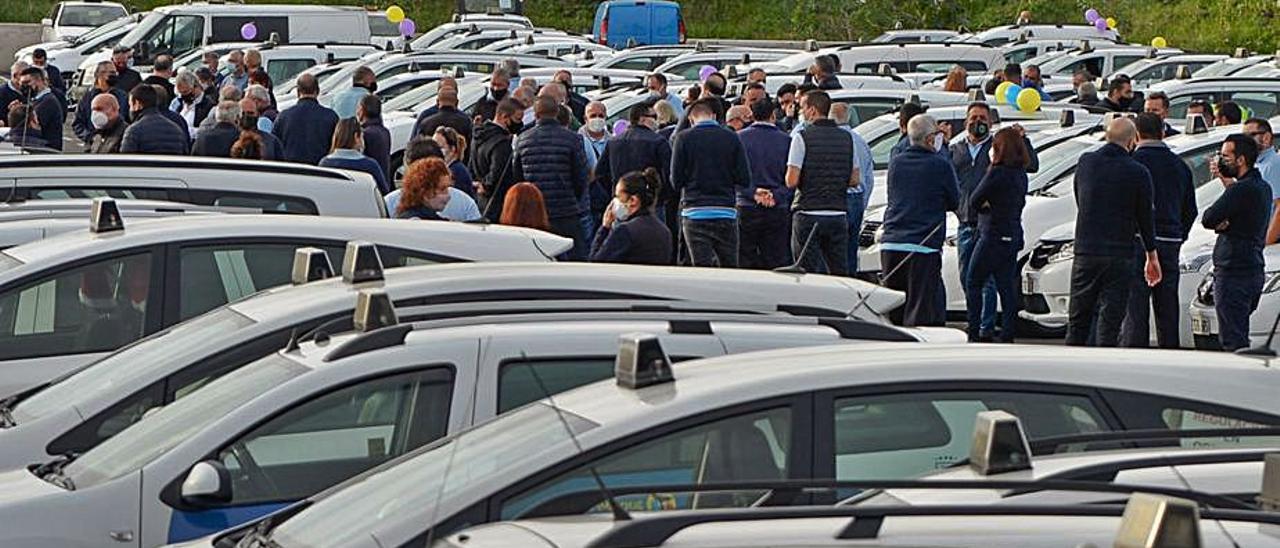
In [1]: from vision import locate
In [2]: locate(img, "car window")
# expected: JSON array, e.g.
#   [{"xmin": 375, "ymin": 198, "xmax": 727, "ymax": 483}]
[
  {"xmin": 186, "ymin": 189, "xmax": 318, "ymax": 214},
  {"xmin": 1112, "ymin": 55, "xmax": 1146, "ymax": 73},
  {"xmin": 498, "ymin": 359, "xmax": 618, "ymax": 414},
  {"xmin": 502, "ymin": 407, "xmax": 792, "ymax": 518},
  {"xmin": 267, "ymin": 59, "xmax": 316, "ymax": 87},
  {"xmin": 28, "ymin": 187, "xmax": 171, "ymax": 201},
  {"xmin": 0, "ymin": 252, "xmax": 153, "ymax": 361},
  {"xmin": 144, "ymin": 14, "xmax": 203, "ymax": 59},
  {"xmin": 178, "ymin": 243, "xmax": 309, "ymax": 320},
  {"xmin": 60, "ymin": 5, "xmax": 127, "ymax": 27},
  {"xmin": 1228, "ymin": 91, "xmax": 1280, "ymax": 119},
  {"xmin": 832, "ymin": 391, "xmax": 1106, "ymax": 479},
  {"xmin": 1101, "ymin": 389, "xmax": 1280, "ymax": 450},
  {"xmin": 368, "ymin": 16, "xmax": 399, "ymax": 37},
  {"xmin": 1005, "ymin": 47, "xmax": 1038, "ymax": 65},
  {"xmin": 218, "ymin": 367, "xmax": 454, "ymax": 505},
  {"xmin": 611, "ymin": 56, "xmax": 655, "ymax": 71},
  {"xmin": 845, "ymin": 100, "xmax": 903, "ymax": 126}
]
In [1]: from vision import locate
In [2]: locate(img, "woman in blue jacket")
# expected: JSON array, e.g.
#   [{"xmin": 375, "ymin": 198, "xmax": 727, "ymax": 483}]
[
  {"xmin": 590, "ymin": 167, "xmax": 672, "ymax": 265},
  {"xmin": 320, "ymin": 118, "xmax": 391, "ymax": 194},
  {"xmin": 965, "ymin": 128, "xmax": 1030, "ymax": 342}
]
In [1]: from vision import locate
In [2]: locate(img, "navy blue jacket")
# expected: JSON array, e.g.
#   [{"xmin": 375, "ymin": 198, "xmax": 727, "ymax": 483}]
[
  {"xmin": 1072, "ymin": 143, "xmax": 1156, "ymax": 257},
  {"xmin": 159, "ymin": 108, "xmax": 190, "ymax": 142},
  {"xmin": 589, "ymin": 211, "xmax": 672, "ymax": 265},
  {"xmin": 73, "ymin": 87, "xmax": 129, "ymax": 143},
  {"xmin": 448, "ymin": 160, "xmax": 475, "ymax": 198},
  {"xmin": 735, "ymin": 122, "xmax": 791, "ymax": 208},
  {"xmin": 256, "ymin": 129, "xmax": 285, "ymax": 161},
  {"xmin": 416, "ymin": 105, "xmax": 473, "ymax": 142},
  {"xmin": 120, "ymin": 108, "xmax": 188, "ymax": 155},
  {"xmin": 949, "ymin": 135, "xmax": 1038, "ymax": 225},
  {"xmin": 968, "ymin": 165, "xmax": 1028, "ymax": 242},
  {"xmin": 273, "ymin": 97, "xmax": 339, "ymax": 165},
  {"xmin": 882, "ymin": 145, "xmax": 960, "ymax": 250},
  {"xmin": 595, "ymin": 125, "xmax": 672, "ymax": 203},
  {"xmin": 510, "ymin": 118, "xmax": 589, "ymax": 219},
  {"xmin": 31, "ymin": 92, "xmax": 63, "ymax": 150},
  {"xmin": 191, "ymin": 122, "xmax": 239, "ymax": 157},
  {"xmin": 0, "ymin": 83, "xmax": 20, "ymax": 123},
  {"xmin": 1133, "ymin": 142, "xmax": 1196, "ymax": 242},
  {"xmin": 670, "ymin": 122, "xmax": 750, "ymax": 209},
  {"xmin": 320, "ymin": 152, "xmax": 391, "ymax": 195},
  {"xmin": 1203, "ymin": 168, "xmax": 1271, "ymax": 273},
  {"xmin": 362, "ymin": 117, "xmax": 392, "ymax": 182}
]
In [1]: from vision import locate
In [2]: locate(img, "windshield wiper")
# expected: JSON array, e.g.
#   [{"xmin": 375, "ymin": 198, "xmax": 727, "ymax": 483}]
[
  {"xmin": 236, "ymin": 520, "xmax": 282, "ymax": 548},
  {"xmin": 34, "ymin": 453, "xmax": 77, "ymax": 491}
]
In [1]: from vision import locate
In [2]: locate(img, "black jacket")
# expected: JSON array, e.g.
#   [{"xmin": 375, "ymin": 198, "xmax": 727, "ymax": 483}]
[
  {"xmin": 255, "ymin": 129, "xmax": 285, "ymax": 161},
  {"xmin": 73, "ymin": 87, "xmax": 129, "ymax": 143},
  {"xmin": 1202, "ymin": 168, "xmax": 1270, "ymax": 273},
  {"xmin": 176, "ymin": 93, "xmax": 216, "ymax": 132},
  {"xmin": 120, "ymin": 108, "xmax": 189, "ymax": 155},
  {"xmin": 272, "ymin": 97, "xmax": 339, "ymax": 165},
  {"xmin": 471, "ymin": 122, "xmax": 514, "ymax": 221},
  {"xmin": 112, "ymin": 67, "xmax": 141, "ymax": 95},
  {"xmin": 0, "ymin": 83, "xmax": 19, "ymax": 123},
  {"xmin": 416, "ymin": 105, "xmax": 474, "ymax": 143},
  {"xmin": 949, "ymin": 135, "xmax": 1038, "ymax": 225},
  {"xmin": 142, "ymin": 75, "xmax": 174, "ymax": 103},
  {"xmin": 4, "ymin": 131, "xmax": 49, "ymax": 149},
  {"xmin": 192, "ymin": 122, "xmax": 240, "ymax": 157},
  {"xmin": 670, "ymin": 121, "xmax": 750, "ymax": 209},
  {"xmin": 969, "ymin": 165, "xmax": 1028, "ymax": 242},
  {"xmin": 594, "ymin": 125, "xmax": 672, "ymax": 204},
  {"xmin": 589, "ymin": 211, "xmax": 672, "ymax": 265},
  {"xmin": 31, "ymin": 91, "xmax": 64, "ymax": 150},
  {"xmin": 89, "ymin": 118, "xmax": 127, "ymax": 154},
  {"xmin": 362, "ymin": 117, "xmax": 392, "ymax": 181},
  {"xmin": 1072, "ymin": 143, "xmax": 1155, "ymax": 257},
  {"xmin": 1132, "ymin": 142, "xmax": 1196, "ymax": 241},
  {"xmin": 510, "ymin": 118, "xmax": 589, "ymax": 219}
]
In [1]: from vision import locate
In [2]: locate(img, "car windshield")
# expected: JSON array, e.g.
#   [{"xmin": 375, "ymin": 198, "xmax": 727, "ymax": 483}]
[
  {"xmin": 384, "ymin": 80, "xmax": 442, "ymax": 112},
  {"xmin": 1194, "ymin": 59, "xmax": 1256, "ymax": 78},
  {"xmin": 115, "ymin": 10, "xmax": 164, "ymax": 49},
  {"xmin": 12, "ymin": 307, "xmax": 256, "ymax": 424},
  {"xmin": 268, "ymin": 402, "xmax": 598, "ymax": 547},
  {"xmin": 1028, "ymin": 138, "xmax": 1102, "ymax": 192},
  {"xmin": 71, "ymin": 13, "xmax": 131, "ymax": 45},
  {"xmin": 61, "ymin": 5, "xmax": 127, "ymax": 28},
  {"xmin": 63, "ymin": 352, "xmax": 306, "ymax": 489},
  {"xmin": 278, "ymin": 64, "xmax": 346, "ymax": 96}
]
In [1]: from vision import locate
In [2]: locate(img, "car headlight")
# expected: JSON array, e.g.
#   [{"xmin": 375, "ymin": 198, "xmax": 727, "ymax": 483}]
[
  {"xmin": 873, "ymin": 225, "xmax": 884, "ymax": 244},
  {"xmin": 1047, "ymin": 242, "xmax": 1074, "ymax": 263},
  {"xmin": 1264, "ymin": 271, "xmax": 1280, "ymax": 294},
  {"xmin": 1180, "ymin": 253, "xmax": 1212, "ymax": 274},
  {"xmin": 1197, "ymin": 272, "xmax": 1215, "ymax": 305}
]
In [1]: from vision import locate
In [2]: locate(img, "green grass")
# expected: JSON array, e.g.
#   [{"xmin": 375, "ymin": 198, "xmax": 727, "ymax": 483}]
[{"xmin": 2, "ymin": 0, "xmax": 1275, "ymax": 54}]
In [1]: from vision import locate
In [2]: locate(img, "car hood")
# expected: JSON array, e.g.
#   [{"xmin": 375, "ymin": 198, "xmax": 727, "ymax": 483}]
[
  {"xmin": 0, "ymin": 467, "xmax": 61, "ymax": 506},
  {"xmin": 1038, "ymin": 221, "xmax": 1075, "ymax": 243}
]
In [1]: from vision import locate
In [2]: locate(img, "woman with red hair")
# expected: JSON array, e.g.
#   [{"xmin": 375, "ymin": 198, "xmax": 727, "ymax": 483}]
[
  {"xmin": 499, "ymin": 182, "xmax": 551, "ymax": 232},
  {"xmin": 396, "ymin": 157, "xmax": 453, "ymax": 220}
]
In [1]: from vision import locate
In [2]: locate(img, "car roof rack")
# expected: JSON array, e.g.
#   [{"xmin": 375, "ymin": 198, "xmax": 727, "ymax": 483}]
[{"xmin": 1029, "ymin": 426, "xmax": 1280, "ymax": 455}]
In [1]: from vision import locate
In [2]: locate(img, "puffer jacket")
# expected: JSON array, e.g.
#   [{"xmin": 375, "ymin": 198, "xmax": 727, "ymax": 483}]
[
  {"xmin": 510, "ymin": 118, "xmax": 588, "ymax": 219},
  {"xmin": 120, "ymin": 108, "xmax": 189, "ymax": 155}
]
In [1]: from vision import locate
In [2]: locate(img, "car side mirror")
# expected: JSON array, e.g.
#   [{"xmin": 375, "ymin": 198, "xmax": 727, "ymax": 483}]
[
  {"xmin": 181, "ymin": 460, "xmax": 231, "ymax": 506},
  {"xmin": 41, "ymin": 18, "xmax": 53, "ymax": 26}
]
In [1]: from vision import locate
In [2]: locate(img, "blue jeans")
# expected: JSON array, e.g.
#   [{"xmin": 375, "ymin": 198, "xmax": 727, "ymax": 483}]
[
  {"xmin": 957, "ymin": 225, "xmax": 998, "ymax": 334},
  {"xmin": 846, "ymin": 191, "xmax": 865, "ymax": 275},
  {"xmin": 1213, "ymin": 269, "xmax": 1264, "ymax": 351},
  {"xmin": 578, "ymin": 211, "xmax": 597, "ymax": 258},
  {"xmin": 964, "ymin": 233, "xmax": 1020, "ymax": 342}
]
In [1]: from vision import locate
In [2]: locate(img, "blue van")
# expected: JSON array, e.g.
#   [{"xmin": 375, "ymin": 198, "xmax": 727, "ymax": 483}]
[{"xmin": 592, "ymin": 0, "xmax": 685, "ymax": 48}]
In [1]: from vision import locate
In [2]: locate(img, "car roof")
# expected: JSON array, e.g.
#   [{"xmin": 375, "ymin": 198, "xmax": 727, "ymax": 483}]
[
  {"xmin": 155, "ymin": 3, "xmax": 364, "ymax": 14},
  {"xmin": 0, "ymin": 154, "xmax": 356, "ymax": 182}
]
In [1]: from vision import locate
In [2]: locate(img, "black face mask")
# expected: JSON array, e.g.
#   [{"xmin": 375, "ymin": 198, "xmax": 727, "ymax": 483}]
[
  {"xmin": 1218, "ymin": 156, "xmax": 1239, "ymax": 179},
  {"xmin": 105, "ymin": 75, "xmax": 119, "ymax": 87},
  {"xmin": 968, "ymin": 120, "xmax": 989, "ymax": 139},
  {"xmin": 506, "ymin": 120, "xmax": 523, "ymax": 134},
  {"xmin": 18, "ymin": 85, "xmax": 32, "ymax": 96},
  {"xmin": 491, "ymin": 87, "xmax": 507, "ymax": 101},
  {"xmin": 360, "ymin": 82, "xmax": 378, "ymax": 93}
]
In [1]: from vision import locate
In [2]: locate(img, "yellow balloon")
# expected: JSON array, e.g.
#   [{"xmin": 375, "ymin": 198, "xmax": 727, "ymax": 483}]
[
  {"xmin": 1151, "ymin": 36, "xmax": 1167, "ymax": 48},
  {"xmin": 1106, "ymin": 17, "xmax": 1117, "ymax": 29},
  {"xmin": 386, "ymin": 5, "xmax": 405, "ymax": 23},
  {"xmin": 1016, "ymin": 87, "xmax": 1042, "ymax": 113},
  {"xmin": 994, "ymin": 81, "xmax": 1013, "ymax": 104}
]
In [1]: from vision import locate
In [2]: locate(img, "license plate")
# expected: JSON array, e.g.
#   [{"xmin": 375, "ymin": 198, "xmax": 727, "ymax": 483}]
[
  {"xmin": 1190, "ymin": 312, "xmax": 1213, "ymax": 335},
  {"xmin": 1021, "ymin": 274, "xmax": 1038, "ymax": 295}
]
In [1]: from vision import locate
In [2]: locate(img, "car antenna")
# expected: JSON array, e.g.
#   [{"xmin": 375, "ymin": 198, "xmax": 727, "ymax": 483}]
[
  {"xmin": 774, "ymin": 222, "xmax": 819, "ymax": 274},
  {"xmin": 422, "ymin": 342, "xmax": 489, "ymax": 548},
  {"xmin": 1236, "ymin": 308, "xmax": 1280, "ymax": 359},
  {"xmin": 844, "ymin": 219, "xmax": 945, "ymax": 319}
]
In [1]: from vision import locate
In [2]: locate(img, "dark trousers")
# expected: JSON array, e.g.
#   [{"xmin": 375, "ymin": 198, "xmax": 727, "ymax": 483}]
[
  {"xmin": 682, "ymin": 217, "xmax": 739, "ymax": 268},
  {"xmin": 1066, "ymin": 254, "xmax": 1133, "ymax": 346},
  {"xmin": 792, "ymin": 212, "xmax": 848, "ymax": 276},
  {"xmin": 881, "ymin": 250, "xmax": 945, "ymax": 327},
  {"xmin": 1120, "ymin": 241, "xmax": 1182, "ymax": 348},
  {"xmin": 846, "ymin": 191, "xmax": 864, "ymax": 274},
  {"xmin": 957, "ymin": 224, "xmax": 998, "ymax": 334},
  {"xmin": 1213, "ymin": 268, "xmax": 1264, "ymax": 352},
  {"xmin": 964, "ymin": 233, "xmax": 1020, "ymax": 342},
  {"xmin": 549, "ymin": 215, "xmax": 587, "ymax": 261},
  {"xmin": 738, "ymin": 206, "xmax": 789, "ymax": 269}
]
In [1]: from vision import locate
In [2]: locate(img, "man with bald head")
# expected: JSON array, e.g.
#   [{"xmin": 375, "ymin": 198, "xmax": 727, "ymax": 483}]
[
  {"xmin": 1067, "ymin": 117, "xmax": 1160, "ymax": 346},
  {"xmin": 271, "ymin": 73, "xmax": 338, "ymax": 164},
  {"xmin": 416, "ymin": 85, "xmax": 472, "ymax": 143},
  {"xmin": 88, "ymin": 93, "xmax": 127, "ymax": 153}
]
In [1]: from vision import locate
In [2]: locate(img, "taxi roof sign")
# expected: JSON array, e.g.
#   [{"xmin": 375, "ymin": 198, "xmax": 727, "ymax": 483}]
[
  {"xmin": 1059, "ymin": 109, "xmax": 1075, "ymax": 127},
  {"xmin": 1184, "ymin": 113, "xmax": 1208, "ymax": 135},
  {"xmin": 968, "ymin": 410, "xmax": 1032, "ymax": 475},
  {"xmin": 353, "ymin": 289, "xmax": 397, "ymax": 332},
  {"xmin": 341, "ymin": 241, "xmax": 384, "ymax": 284},
  {"xmin": 89, "ymin": 197, "xmax": 124, "ymax": 234},
  {"xmin": 615, "ymin": 333, "xmax": 673, "ymax": 390},
  {"xmin": 1114, "ymin": 493, "xmax": 1202, "ymax": 548},
  {"xmin": 291, "ymin": 247, "xmax": 334, "ymax": 285}
]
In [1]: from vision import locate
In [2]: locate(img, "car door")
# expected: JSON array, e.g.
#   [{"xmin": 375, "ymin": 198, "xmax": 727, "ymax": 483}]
[
  {"xmin": 0, "ymin": 248, "xmax": 163, "ymax": 398},
  {"xmin": 154, "ymin": 365, "xmax": 458, "ymax": 544}
]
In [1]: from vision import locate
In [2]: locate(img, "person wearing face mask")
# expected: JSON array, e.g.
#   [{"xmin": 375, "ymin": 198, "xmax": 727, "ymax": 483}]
[
  {"xmin": 473, "ymin": 67, "xmax": 512, "ymax": 123},
  {"xmin": 9, "ymin": 67, "xmax": 64, "ymax": 150},
  {"xmin": 191, "ymin": 100, "xmax": 242, "ymax": 158},
  {"xmin": 359, "ymin": 94, "xmax": 391, "ymax": 181},
  {"xmin": 1202, "ymin": 134, "xmax": 1270, "ymax": 351},
  {"xmin": 1099, "ymin": 77, "xmax": 1134, "ymax": 113},
  {"xmin": 88, "ymin": 93, "xmax": 127, "ymax": 154},
  {"xmin": 963, "ymin": 128, "xmax": 1031, "ymax": 343},
  {"xmin": 1067, "ymin": 118, "xmax": 1160, "ymax": 347},
  {"xmin": 332, "ymin": 66, "xmax": 376, "ymax": 119},
  {"xmin": 645, "ymin": 72, "xmax": 683, "ymax": 120},
  {"xmin": 120, "ymin": 84, "xmax": 188, "ymax": 155},
  {"xmin": 433, "ymin": 126, "xmax": 474, "ymax": 198},
  {"xmin": 785, "ymin": 90, "xmax": 855, "ymax": 276},
  {"xmin": 225, "ymin": 50, "xmax": 249, "ymax": 91},
  {"xmin": 396, "ymin": 157, "xmax": 454, "ymax": 220},
  {"xmin": 417, "ymin": 87, "xmax": 473, "ymax": 144},
  {"xmin": 591, "ymin": 168, "xmax": 672, "ymax": 265},
  {"xmin": 237, "ymin": 97, "xmax": 284, "ymax": 161},
  {"xmin": 169, "ymin": 71, "xmax": 214, "ymax": 141},
  {"xmin": 110, "ymin": 45, "xmax": 141, "ymax": 95},
  {"xmin": 320, "ymin": 118, "xmax": 391, "ymax": 194},
  {"xmin": 73, "ymin": 61, "xmax": 128, "ymax": 146},
  {"xmin": 594, "ymin": 102, "xmax": 674, "ymax": 257},
  {"xmin": 473, "ymin": 98, "xmax": 525, "ymax": 221},
  {"xmin": 29, "ymin": 49, "xmax": 66, "ymax": 110},
  {"xmin": 556, "ymin": 70, "xmax": 588, "ymax": 123},
  {"xmin": 580, "ymin": 100, "xmax": 611, "ymax": 239}
]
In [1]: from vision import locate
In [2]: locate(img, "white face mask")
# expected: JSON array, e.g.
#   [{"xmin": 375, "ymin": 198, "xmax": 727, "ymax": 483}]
[
  {"xmin": 611, "ymin": 198, "xmax": 631, "ymax": 222},
  {"xmin": 91, "ymin": 111, "xmax": 110, "ymax": 130},
  {"xmin": 932, "ymin": 133, "xmax": 945, "ymax": 152},
  {"xmin": 586, "ymin": 117, "xmax": 607, "ymax": 133}
]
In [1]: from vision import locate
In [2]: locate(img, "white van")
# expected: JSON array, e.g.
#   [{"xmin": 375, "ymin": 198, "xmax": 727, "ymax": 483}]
[
  {"xmin": 758, "ymin": 43, "xmax": 1006, "ymax": 77},
  {"xmin": 956, "ymin": 24, "xmax": 1119, "ymax": 47}
]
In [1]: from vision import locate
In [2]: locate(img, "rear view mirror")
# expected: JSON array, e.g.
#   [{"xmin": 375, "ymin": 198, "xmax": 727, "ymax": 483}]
[
  {"xmin": 41, "ymin": 18, "xmax": 52, "ymax": 26},
  {"xmin": 181, "ymin": 461, "xmax": 231, "ymax": 506}
]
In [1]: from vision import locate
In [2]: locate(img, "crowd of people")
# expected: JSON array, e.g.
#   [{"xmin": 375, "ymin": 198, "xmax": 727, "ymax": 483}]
[{"xmin": 1, "ymin": 44, "xmax": 1274, "ymax": 350}]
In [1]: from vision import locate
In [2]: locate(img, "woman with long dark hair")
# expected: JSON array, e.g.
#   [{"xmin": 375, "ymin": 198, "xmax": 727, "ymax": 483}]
[
  {"xmin": 589, "ymin": 167, "xmax": 672, "ymax": 265},
  {"xmin": 965, "ymin": 127, "xmax": 1030, "ymax": 342},
  {"xmin": 320, "ymin": 118, "xmax": 391, "ymax": 194}
]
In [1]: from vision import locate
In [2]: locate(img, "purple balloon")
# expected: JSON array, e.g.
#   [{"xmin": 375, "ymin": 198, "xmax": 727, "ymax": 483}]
[
  {"xmin": 613, "ymin": 119, "xmax": 629, "ymax": 136},
  {"xmin": 1084, "ymin": 8, "xmax": 1100, "ymax": 23},
  {"xmin": 1094, "ymin": 18, "xmax": 1108, "ymax": 31},
  {"xmin": 398, "ymin": 18, "xmax": 416, "ymax": 37},
  {"xmin": 240, "ymin": 22, "xmax": 257, "ymax": 41},
  {"xmin": 698, "ymin": 65, "xmax": 716, "ymax": 82}
]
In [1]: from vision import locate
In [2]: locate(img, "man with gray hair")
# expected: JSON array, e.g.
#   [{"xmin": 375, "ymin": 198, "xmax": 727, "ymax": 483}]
[
  {"xmin": 199, "ymin": 85, "xmax": 245, "ymax": 132},
  {"xmin": 474, "ymin": 65, "xmax": 514, "ymax": 122},
  {"xmin": 0, "ymin": 61, "xmax": 29, "ymax": 122},
  {"xmin": 244, "ymin": 84, "xmax": 276, "ymax": 131},
  {"xmin": 171, "ymin": 70, "xmax": 214, "ymax": 140},
  {"xmin": 192, "ymin": 100, "xmax": 242, "ymax": 157},
  {"xmin": 880, "ymin": 114, "xmax": 959, "ymax": 326}
]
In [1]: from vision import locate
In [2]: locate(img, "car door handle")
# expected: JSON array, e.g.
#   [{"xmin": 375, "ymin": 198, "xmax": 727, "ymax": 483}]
[{"xmin": 109, "ymin": 530, "xmax": 134, "ymax": 543}]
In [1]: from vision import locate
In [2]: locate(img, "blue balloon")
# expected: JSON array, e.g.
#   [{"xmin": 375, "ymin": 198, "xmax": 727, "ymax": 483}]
[{"xmin": 1005, "ymin": 84, "xmax": 1023, "ymax": 107}]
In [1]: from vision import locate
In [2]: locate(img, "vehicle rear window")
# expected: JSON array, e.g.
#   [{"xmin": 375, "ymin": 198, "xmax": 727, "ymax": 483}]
[
  {"xmin": 368, "ymin": 16, "xmax": 399, "ymax": 37},
  {"xmin": 60, "ymin": 5, "xmax": 127, "ymax": 27}
]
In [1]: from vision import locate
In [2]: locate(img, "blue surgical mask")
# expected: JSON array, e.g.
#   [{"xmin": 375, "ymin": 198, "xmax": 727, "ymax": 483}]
[{"xmin": 611, "ymin": 199, "xmax": 631, "ymax": 222}]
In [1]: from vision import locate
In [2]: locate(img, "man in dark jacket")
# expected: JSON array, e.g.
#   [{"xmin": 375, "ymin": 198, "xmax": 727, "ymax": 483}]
[
  {"xmin": 4, "ymin": 106, "xmax": 49, "ymax": 148},
  {"xmin": 1143, "ymin": 92, "xmax": 1180, "ymax": 138},
  {"xmin": 237, "ymin": 97, "xmax": 284, "ymax": 161},
  {"xmin": 30, "ymin": 49, "xmax": 65, "ymax": 110},
  {"xmin": 811, "ymin": 55, "xmax": 842, "ymax": 90},
  {"xmin": 74, "ymin": 61, "xmax": 129, "ymax": 146},
  {"xmin": 272, "ymin": 73, "xmax": 339, "ymax": 165},
  {"xmin": 14, "ymin": 67, "xmax": 63, "ymax": 150},
  {"xmin": 949, "ymin": 102, "xmax": 1038, "ymax": 340},
  {"xmin": 0, "ymin": 61, "xmax": 26, "ymax": 123},
  {"xmin": 1098, "ymin": 77, "xmax": 1134, "ymax": 113},
  {"xmin": 416, "ymin": 87, "xmax": 472, "ymax": 142},
  {"xmin": 151, "ymin": 85, "xmax": 191, "ymax": 142},
  {"xmin": 192, "ymin": 101, "xmax": 241, "ymax": 157},
  {"xmin": 472, "ymin": 67, "xmax": 512, "ymax": 123},
  {"xmin": 555, "ymin": 69, "xmax": 588, "ymax": 123},
  {"xmin": 89, "ymin": 93, "xmax": 127, "ymax": 154},
  {"xmin": 1202, "ymin": 134, "xmax": 1271, "ymax": 351},
  {"xmin": 1121, "ymin": 113, "xmax": 1196, "ymax": 348},
  {"xmin": 511, "ymin": 96, "xmax": 590, "ymax": 258},
  {"xmin": 670, "ymin": 98, "xmax": 751, "ymax": 268},
  {"xmin": 110, "ymin": 45, "xmax": 141, "ymax": 95},
  {"xmin": 142, "ymin": 54, "xmax": 176, "ymax": 102},
  {"xmin": 171, "ymin": 71, "xmax": 214, "ymax": 141},
  {"xmin": 473, "ymin": 98, "xmax": 523, "ymax": 221},
  {"xmin": 1067, "ymin": 118, "xmax": 1160, "ymax": 346},
  {"xmin": 596, "ymin": 102, "xmax": 675, "ymax": 260},
  {"xmin": 881, "ymin": 114, "xmax": 959, "ymax": 327},
  {"xmin": 785, "ymin": 90, "xmax": 854, "ymax": 275},
  {"xmin": 358, "ymin": 94, "xmax": 392, "ymax": 182},
  {"xmin": 120, "ymin": 84, "xmax": 189, "ymax": 155}
]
